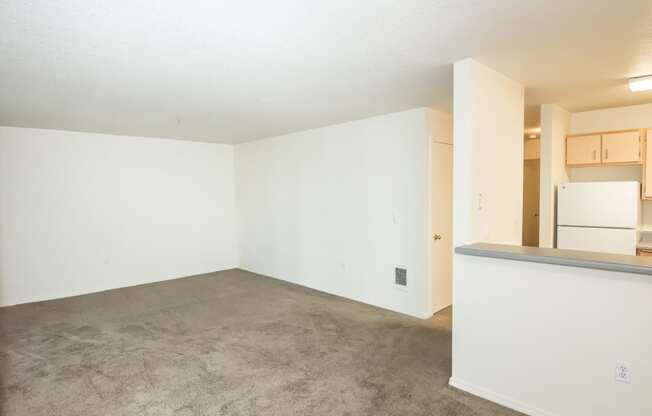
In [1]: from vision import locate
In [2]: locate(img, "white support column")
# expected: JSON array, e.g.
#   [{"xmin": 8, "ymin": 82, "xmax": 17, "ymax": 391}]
[
  {"xmin": 539, "ymin": 104, "xmax": 570, "ymax": 248},
  {"xmin": 452, "ymin": 59, "xmax": 524, "ymax": 247},
  {"xmin": 451, "ymin": 58, "xmax": 524, "ymax": 399}
]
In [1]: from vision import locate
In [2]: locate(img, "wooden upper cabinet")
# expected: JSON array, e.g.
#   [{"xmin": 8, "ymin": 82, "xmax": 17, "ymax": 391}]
[
  {"xmin": 602, "ymin": 130, "xmax": 641, "ymax": 164},
  {"xmin": 524, "ymin": 138, "xmax": 540, "ymax": 160},
  {"xmin": 566, "ymin": 134, "xmax": 601, "ymax": 166},
  {"xmin": 644, "ymin": 129, "xmax": 652, "ymax": 200}
]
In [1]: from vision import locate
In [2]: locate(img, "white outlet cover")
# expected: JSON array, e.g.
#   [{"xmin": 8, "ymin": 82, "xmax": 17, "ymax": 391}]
[{"xmin": 615, "ymin": 361, "xmax": 631, "ymax": 384}]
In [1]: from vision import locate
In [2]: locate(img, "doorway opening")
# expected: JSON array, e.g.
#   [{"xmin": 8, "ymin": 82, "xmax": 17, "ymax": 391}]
[
  {"xmin": 430, "ymin": 139, "xmax": 453, "ymax": 314},
  {"xmin": 523, "ymin": 136, "xmax": 540, "ymax": 246},
  {"xmin": 523, "ymin": 106, "xmax": 541, "ymax": 247}
]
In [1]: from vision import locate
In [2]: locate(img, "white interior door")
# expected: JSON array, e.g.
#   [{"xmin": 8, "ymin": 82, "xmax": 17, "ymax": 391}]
[{"xmin": 431, "ymin": 141, "xmax": 453, "ymax": 314}]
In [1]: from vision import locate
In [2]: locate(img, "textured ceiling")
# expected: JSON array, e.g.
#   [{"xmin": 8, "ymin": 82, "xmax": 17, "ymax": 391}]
[{"xmin": 1, "ymin": 0, "xmax": 652, "ymax": 143}]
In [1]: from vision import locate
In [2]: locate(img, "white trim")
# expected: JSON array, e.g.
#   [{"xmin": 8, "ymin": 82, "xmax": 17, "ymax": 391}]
[
  {"xmin": 236, "ymin": 267, "xmax": 428, "ymax": 320},
  {"xmin": 448, "ymin": 377, "xmax": 558, "ymax": 416},
  {"xmin": 432, "ymin": 302, "xmax": 451, "ymax": 315}
]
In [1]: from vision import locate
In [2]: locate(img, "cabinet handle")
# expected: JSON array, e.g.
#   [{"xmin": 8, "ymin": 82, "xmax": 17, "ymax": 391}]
[
  {"xmin": 605, "ymin": 148, "xmax": 609, "ymax": 160},
  {"xmin": 592, "ymin": 150, "xmax": 596, "ymax": 160}
]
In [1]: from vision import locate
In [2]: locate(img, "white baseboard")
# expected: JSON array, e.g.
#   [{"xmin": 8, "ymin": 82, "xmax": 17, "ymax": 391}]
[
  {"xmin": 448, "ymin": 377, "xmax": 558, "ymax": 416},
  {"xmin": 0, "ymin": 266, "xmax": 238, "ymax": 307},
  {"xmin": 432, "ymin": 302, "xmax": 452, "ymax": 315},
  {"xmin": 237, "ymin": 266, "xmax": 428, "ymax": 320}
]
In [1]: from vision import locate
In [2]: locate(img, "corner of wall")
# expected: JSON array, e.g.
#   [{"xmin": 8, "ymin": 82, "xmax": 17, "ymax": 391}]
[{"xmin": 539, "ymin": 104, "xmax": 570, "ymax": 248}]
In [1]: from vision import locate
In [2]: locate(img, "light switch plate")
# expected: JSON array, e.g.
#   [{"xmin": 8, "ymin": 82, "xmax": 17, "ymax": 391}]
[{"xmin": 615, "ymin": 361, "xmax": 631, "ymax": 384}]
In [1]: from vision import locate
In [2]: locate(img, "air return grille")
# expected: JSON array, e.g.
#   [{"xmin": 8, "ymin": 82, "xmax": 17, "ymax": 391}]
[{"xmin": 395, "ymin": 267, "xmax": 407, "ymax": 286}]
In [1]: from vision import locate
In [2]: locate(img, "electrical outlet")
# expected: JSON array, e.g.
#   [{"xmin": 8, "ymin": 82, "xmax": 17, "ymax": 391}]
[{"xmin": 615, "ymin": 361, "xmax": 631, "ymax": 384}]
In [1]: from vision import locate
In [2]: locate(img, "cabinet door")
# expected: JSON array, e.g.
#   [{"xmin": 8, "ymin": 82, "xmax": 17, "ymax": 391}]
[
  {"xmin": 644, "ymin": 130, "xmax": 652, "ymax": 199},
  {"xmin": 602, "ymin": 130, "xmax": 641, "ymax": 164},
  {"xmin": 566, "ymin": 134, "xmax": 601, "ymax": 166},
  {"xmin": 524, "ymin": 138, "xmax": 540, "ymax": 160}
]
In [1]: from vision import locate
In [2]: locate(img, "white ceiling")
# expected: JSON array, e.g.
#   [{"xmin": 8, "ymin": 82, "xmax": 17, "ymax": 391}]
[{"xmin": 1, "ymin": 0, "xmax": 652, "ymax": 144}]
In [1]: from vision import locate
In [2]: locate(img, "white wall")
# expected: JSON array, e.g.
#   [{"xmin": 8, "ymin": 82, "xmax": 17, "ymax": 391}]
[
  {"xmin": 570, "ymin": 103, "xmax": 652, "ymax": 134},
  {"xmin": 451, "ymin": 254, "xmax": 652, "ymax": 416},
  {"xmin": 235, "ymin": 108, "xmax": 435, "ymax": 318},
  {"xmin": 426, "ymin": 108, "xmax": 453, "ymax": 145},
  {"xmin": 539, "ymin": 104, "xmax": 570, "ymax": 248},
  {"xmin": 0, "ymin": 126, "xmax": 237, "ymax": 306},
  {"xmin": 568, "ymin": 103, "xmax": 652, "ymax": 226},
  {"xmin": 451, "ymin": 59, "xmax": 527, "ymax": 410},
  {"xmin": 452, "ymin": 59, "xmax": 524, "ymax": 246}
]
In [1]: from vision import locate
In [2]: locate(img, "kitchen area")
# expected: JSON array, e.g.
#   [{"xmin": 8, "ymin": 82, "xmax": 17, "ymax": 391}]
[
  {"xmin": 524, "ymin": 103, "xmax": 652, "ymax": 257},
  {"xmin": 453, "ymin": 61, "xmax": 652, "ymax": 416}
]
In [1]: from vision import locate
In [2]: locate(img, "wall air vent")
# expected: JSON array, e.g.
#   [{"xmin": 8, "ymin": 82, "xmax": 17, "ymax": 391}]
[{"xmin": 395, "ymin": 267, "xmax": 407, "ymax": 286}]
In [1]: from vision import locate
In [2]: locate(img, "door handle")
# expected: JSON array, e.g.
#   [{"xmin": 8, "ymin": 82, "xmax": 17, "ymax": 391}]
[{"xmin": 433, "ymin": 234, "xmax": 442, "ymax": 240}]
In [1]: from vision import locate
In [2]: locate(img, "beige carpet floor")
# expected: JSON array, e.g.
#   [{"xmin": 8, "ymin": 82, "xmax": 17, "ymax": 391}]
[{"xmin": 0, "ymin": 269, "xmax": 522, "ymax": 416}]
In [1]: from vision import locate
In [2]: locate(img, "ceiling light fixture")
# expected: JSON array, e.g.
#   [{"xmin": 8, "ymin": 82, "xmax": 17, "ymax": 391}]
[
  {"xmin": 629, "ymin": 75, "xmax": 652, "ymax": 92},
  {"xmin": 529, "ymin": 134, "xmax": 537, "ymax": 139}
]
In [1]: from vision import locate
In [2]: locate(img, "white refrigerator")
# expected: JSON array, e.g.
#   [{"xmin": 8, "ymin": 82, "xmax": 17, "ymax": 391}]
[{"xmin": 556, "ymin": 181, "xmax": 640, "ymax": 255}]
